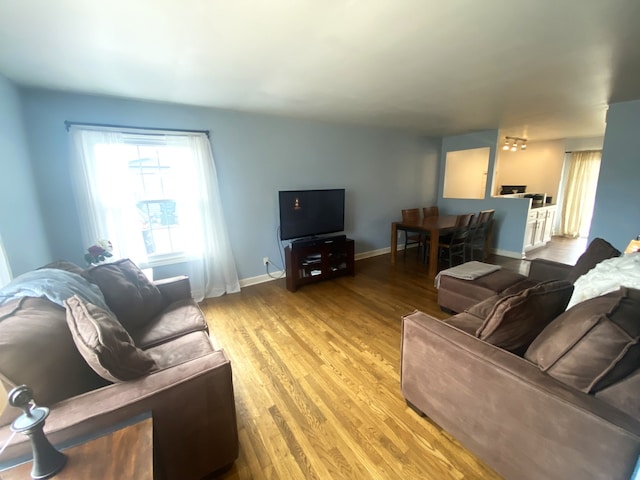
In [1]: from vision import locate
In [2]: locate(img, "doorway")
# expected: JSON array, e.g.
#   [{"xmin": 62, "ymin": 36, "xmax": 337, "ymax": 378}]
[{"xmin": 556, "ymin": 150, "xmax": 602, "ymax": 239}]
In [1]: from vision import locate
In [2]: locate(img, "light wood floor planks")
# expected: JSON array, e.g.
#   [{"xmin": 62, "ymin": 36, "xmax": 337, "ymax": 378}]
[{"xmin": 200, "ymin": 253, "xmax": 504, "ymax": 479}]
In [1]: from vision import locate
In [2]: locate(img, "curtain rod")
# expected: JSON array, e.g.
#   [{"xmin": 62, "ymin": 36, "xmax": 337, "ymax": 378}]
[{"xmin": 64, "ymin": 121, "xmax": 210, "ymax": 138}]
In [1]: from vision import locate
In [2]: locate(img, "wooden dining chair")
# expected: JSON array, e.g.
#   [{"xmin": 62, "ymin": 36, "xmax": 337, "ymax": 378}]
[
  {"xmin": 401, "ymin": 208, "xmax": 424, "ymax": 259},
  {"xmin": 422, "ymin": 206, "xmax": 439, "ymax": 218},
  {"xmin": 467, "ymin": 209, "xmax": 495, "ymax": 261},
  {"xmin": 437, "ymin": 213, "xmax": 474, "ymax": 268}
]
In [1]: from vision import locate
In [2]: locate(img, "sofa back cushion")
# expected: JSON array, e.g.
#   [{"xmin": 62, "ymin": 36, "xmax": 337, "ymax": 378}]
[
  {"xmin": 594, "ymin": 368, "xmax": 640, "ymax": 421},
  {"xmin": 65, "ymin": 295, "xmax": 158, "ymax": 382},
  {"xmin": 473, "ymin": 280, "xmax": 574, "ymax": 354},
  {"xmin": 525, "ymin": 287, "xmax": 640, "ymax": 393},
  {"xmin": 566, "ymin": 237, "xmax": 621, "ymax": 284},
  {"xmin": 0, "ymin": 297, "xmax": 108, "ymax": 425},
  {"xmin": 83, "ymin": 259, "xmax": 166, "ymax": 331}
]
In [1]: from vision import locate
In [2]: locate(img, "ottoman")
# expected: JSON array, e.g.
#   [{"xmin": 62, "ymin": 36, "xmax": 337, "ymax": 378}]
[{"xmin": 437, "ymin": 269, "xmax": 530, "ymax": 313}]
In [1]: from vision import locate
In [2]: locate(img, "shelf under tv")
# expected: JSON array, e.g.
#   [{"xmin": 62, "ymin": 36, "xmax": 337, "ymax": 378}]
[{"xmin": 285, "ymin": 238, "xmax": 354, "ymax": 292}]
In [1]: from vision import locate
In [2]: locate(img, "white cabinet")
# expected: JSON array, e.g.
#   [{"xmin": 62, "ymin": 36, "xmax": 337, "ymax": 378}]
[
  {"xmin": 524, "ymin": 205, "xmax": 556, "ymax": 252},
  {"xmin": 524, "ymin": 211, "xmax": 537, "ymax": 250},
  {"xmin": 542, "ymin": 208, "xmax": 555, "ymax": 243}
]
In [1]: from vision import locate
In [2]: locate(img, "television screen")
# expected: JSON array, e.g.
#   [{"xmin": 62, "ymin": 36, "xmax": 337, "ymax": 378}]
[{"xmin": 279, "ymin": 189, "xmax": 345, "ymax": 241}]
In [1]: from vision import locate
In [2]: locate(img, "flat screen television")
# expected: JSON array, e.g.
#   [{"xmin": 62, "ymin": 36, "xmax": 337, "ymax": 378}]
[{"xmin": 279, "ymin": 189, "xmax": 345, "ymax": 241}]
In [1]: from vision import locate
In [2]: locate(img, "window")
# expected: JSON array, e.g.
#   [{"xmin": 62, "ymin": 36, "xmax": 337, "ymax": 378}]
[
  {"xmin": 127, "ymin": 146, "xmax": 185, "ymax": 262},
  {"xmin": 89, "ymin": 137, "xmax": 196, "ymax": 266},
  {"xmin": 69, "ymin": 127, "xmax": 240, "ymax": 300}
]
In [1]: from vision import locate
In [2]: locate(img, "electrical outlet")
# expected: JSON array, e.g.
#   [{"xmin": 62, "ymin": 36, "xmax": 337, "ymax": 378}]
[{"xmin": 262, "ymin": 257, "xmax": 269, "ymax": 266}]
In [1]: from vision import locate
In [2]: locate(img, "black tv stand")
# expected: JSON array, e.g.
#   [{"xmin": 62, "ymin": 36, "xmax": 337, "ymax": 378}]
[
  {"xmin": 285, "ymin": 238, "xmax": 354, "ymax": 292},
  {"xmin": 291, "ymin": 234, "xmax": 347, "ymax": 249}
]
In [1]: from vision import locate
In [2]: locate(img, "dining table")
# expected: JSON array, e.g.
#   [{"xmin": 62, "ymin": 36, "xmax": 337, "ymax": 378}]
[{"xmin": 390, "ymin": 214, "xmax": 459, "ymax": 277}]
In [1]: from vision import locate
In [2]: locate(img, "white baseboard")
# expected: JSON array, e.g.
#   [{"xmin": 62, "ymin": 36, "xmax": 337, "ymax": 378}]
[
  {"xmin": 239, "ymin": 270, "xmax": 286, "ymax": 288},
  {"xmin": 239, "ymin": 246, "xmax": 396, "ymax": 287}
]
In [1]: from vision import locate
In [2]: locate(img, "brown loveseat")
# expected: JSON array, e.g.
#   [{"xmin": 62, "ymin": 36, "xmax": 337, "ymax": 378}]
[
  {"xmin": 401, "ymin": 240, "xmax": 640, "ymax": 480},
  {"xmin": 0, "ymin": 259, "xmax": 238, "ymax": 479}
]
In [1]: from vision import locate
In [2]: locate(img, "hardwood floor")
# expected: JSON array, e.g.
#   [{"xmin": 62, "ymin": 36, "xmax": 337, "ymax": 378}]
[
  {"xmin": 200, "ymin": 237, "xmax": 584, "ymax": 479},
  {"xmin": 525, "ymin": 236, "xmax": 587, "ymax": 265},
  {"xmin": 201, "ymin": 254, "xmax": 500, "ymax": 480}
]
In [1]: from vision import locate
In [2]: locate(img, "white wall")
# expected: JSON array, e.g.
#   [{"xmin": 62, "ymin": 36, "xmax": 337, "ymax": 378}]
[{"xmin": 494, "ymin": 140, "xmax": 565, "ymax": 200}]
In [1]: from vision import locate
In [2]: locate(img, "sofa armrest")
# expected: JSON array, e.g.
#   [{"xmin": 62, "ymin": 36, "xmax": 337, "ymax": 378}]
[
  {"xmin": 154, "ymin": 275, "xmax": 192, "ymax": 303},
  {"xmin": 401, "ymin": 311, "xmax": 640, "ymax": 480},
  {"xmin": 0, "ymin": 350, "xmax": 238, "ymax": 480},
  {"xmin": 527, "ymin": 258, "xmax": 572, "ymax": 282}
]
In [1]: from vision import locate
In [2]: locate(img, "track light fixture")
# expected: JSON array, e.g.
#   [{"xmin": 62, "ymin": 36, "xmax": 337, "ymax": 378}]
[{"xmin": 502, "ymin": 136, "xmax": 527, "ymax": 152}]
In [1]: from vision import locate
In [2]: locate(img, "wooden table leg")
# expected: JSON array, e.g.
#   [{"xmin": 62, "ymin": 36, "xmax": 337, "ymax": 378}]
[
  {"xmin": 427, "ymin": 227, "xmax": 439, "ymax": 277},
  {"xmin": 390, "ymin": 223, "xmax": 398, "ymax": 264}
]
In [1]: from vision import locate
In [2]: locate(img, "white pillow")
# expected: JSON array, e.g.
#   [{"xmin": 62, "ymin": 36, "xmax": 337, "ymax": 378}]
[{"xmin": 566, "ymin": 253, "xmax": 640, "ymax": 309}]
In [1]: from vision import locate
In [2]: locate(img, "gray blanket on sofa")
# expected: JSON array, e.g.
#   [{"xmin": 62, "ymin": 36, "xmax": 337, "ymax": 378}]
[{"xmin": 0, "ymin": 268, "xmax": 111, "ymax": 312}]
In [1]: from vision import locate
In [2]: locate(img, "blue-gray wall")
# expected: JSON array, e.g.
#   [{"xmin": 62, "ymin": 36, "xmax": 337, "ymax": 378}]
[
  {"xmin": 438, "ymin": 130, "xmax": 531, "ymax": 257},
  {"xmin": 0, "ymin": 75, "xmax": 51, "ymax": 275},
  {"xmin": 19, "ymin": 88, "xmax": 441, "ymax": 281},
  {"xmin": 590, "ymin": 99, "xmax": 640, "ymax": 250}
]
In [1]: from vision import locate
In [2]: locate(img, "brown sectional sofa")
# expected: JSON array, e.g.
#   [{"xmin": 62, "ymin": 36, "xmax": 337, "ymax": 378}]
[
  {"xmin": 401, "ymin": 239, "xmax": 640, "ymax": 480},
  {"xmin": 0, "ymin": 259, "xmax": 238, "ymax": 479}
]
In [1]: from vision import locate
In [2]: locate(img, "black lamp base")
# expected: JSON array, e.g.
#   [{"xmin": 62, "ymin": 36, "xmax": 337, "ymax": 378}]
[
  {"xmin": 27, "ymin": 425, "xmax": 67, "ymax": 480},
  {"xmin": 8, "ymin": 386, "xmax": 67, "ymax": 480}
]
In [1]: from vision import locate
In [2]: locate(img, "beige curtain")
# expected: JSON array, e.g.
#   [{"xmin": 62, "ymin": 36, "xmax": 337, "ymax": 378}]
[{"xmin": 559, "ymin": 150, "xmax": 602, "ymax": 238}]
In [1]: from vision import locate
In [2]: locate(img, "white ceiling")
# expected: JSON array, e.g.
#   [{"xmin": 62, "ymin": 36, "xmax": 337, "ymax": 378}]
[{"xmin": 1, "ymin": 0, "xmax": 640, "ymax": 141}]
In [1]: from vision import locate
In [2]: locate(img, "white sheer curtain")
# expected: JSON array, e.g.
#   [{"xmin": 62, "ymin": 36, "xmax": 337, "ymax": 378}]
[
  {"xmin": 559, "ymin": 150, "xmax": 602, "ymax": 238},
  {"xmin": 0, "ymin": 233, "xmax": 12, "ymax": 288},
  {"xmin": 69, "ymin": 127, "xmax": 240, "ymax": 301}
]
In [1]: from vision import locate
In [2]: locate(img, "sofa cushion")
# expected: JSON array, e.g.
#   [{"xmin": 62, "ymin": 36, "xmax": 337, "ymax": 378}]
[
  {"xmin": 0, "ymin": 297, "xmax": 108, "ymax": 425},
  {"xmin": 82, "ymin": 258, "xmax": 167, "ymax": 331},
  {"xmin": 525, "ymin": 287, "xmax": 640, "ymax": 393},
  {"xmin": 130, "ymin": 298, "xmax": 209, "ymax": 349},
  {"xmin": 474, "ymin": 280, "xmax": 574, "ymax": 354},
  {"xmin": 437, "ymin": 269, "xmax": 526, "ymax": 313},
  {"xmin": 500, "ymin": 278, "xmax": 539, "ymax": 296},
  {"xmin": 444, "ymin": 312, "xmax": 483, "ymax": 336},
  {"xmin": 594, "ymin": 368, "xmax": 640, "ymax": 421},
  {"xmin": 64, "ymin": 295, "xmax": 158, "ymax": 382},
  {"xmin": 566, "ymin": 237, "xmax": 621, "ymax": 284},
  {"xmin": 144, "ymin": 330, "xmax": 215, "ymax": 369}
]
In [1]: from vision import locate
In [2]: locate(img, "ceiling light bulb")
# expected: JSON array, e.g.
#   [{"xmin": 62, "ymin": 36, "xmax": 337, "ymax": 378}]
[
  {"xmin": 502, "ymin": 138, "xmax": 510, "ymax": 150},
  {"xmin": 521, "ymin": 142, "xmax": 527, "ymax": 150},
  {"xmin": 511, "ymin": 143, "xmax": 518, "ymax": 151}
]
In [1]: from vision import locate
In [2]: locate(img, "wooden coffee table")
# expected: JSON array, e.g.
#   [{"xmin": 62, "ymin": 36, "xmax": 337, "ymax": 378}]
[{"xmin": 0, "ymin": 414, "xmax": 153, "ymax": 480}]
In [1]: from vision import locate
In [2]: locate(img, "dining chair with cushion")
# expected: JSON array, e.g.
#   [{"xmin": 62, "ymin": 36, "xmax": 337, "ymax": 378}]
[{"xmin": 401, "ymin": 208, "xmax": 424, "ymax": 259}]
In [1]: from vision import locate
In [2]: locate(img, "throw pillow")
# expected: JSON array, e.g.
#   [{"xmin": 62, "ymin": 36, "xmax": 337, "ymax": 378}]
[
  {"xmin": 82, "ymin": 258, "xmax": 166, "ymax": 331},
  {"xmin": 64, "ymin": 295, "xmax": 157, "ymax": 382},
  {"xmin": 474, "ymin": 280, "xmax": 574, "ymax": 354},
  {"xmin": 525, "ymin": 287, "xmax": 640, "ymax": 393},
  {"xmin": 566, "ymin": 238, "xmax": 621, "ymax": 284},
  {"xmin": 0, "ymin": 297, "xmax": 108, "ymax": 424}
]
